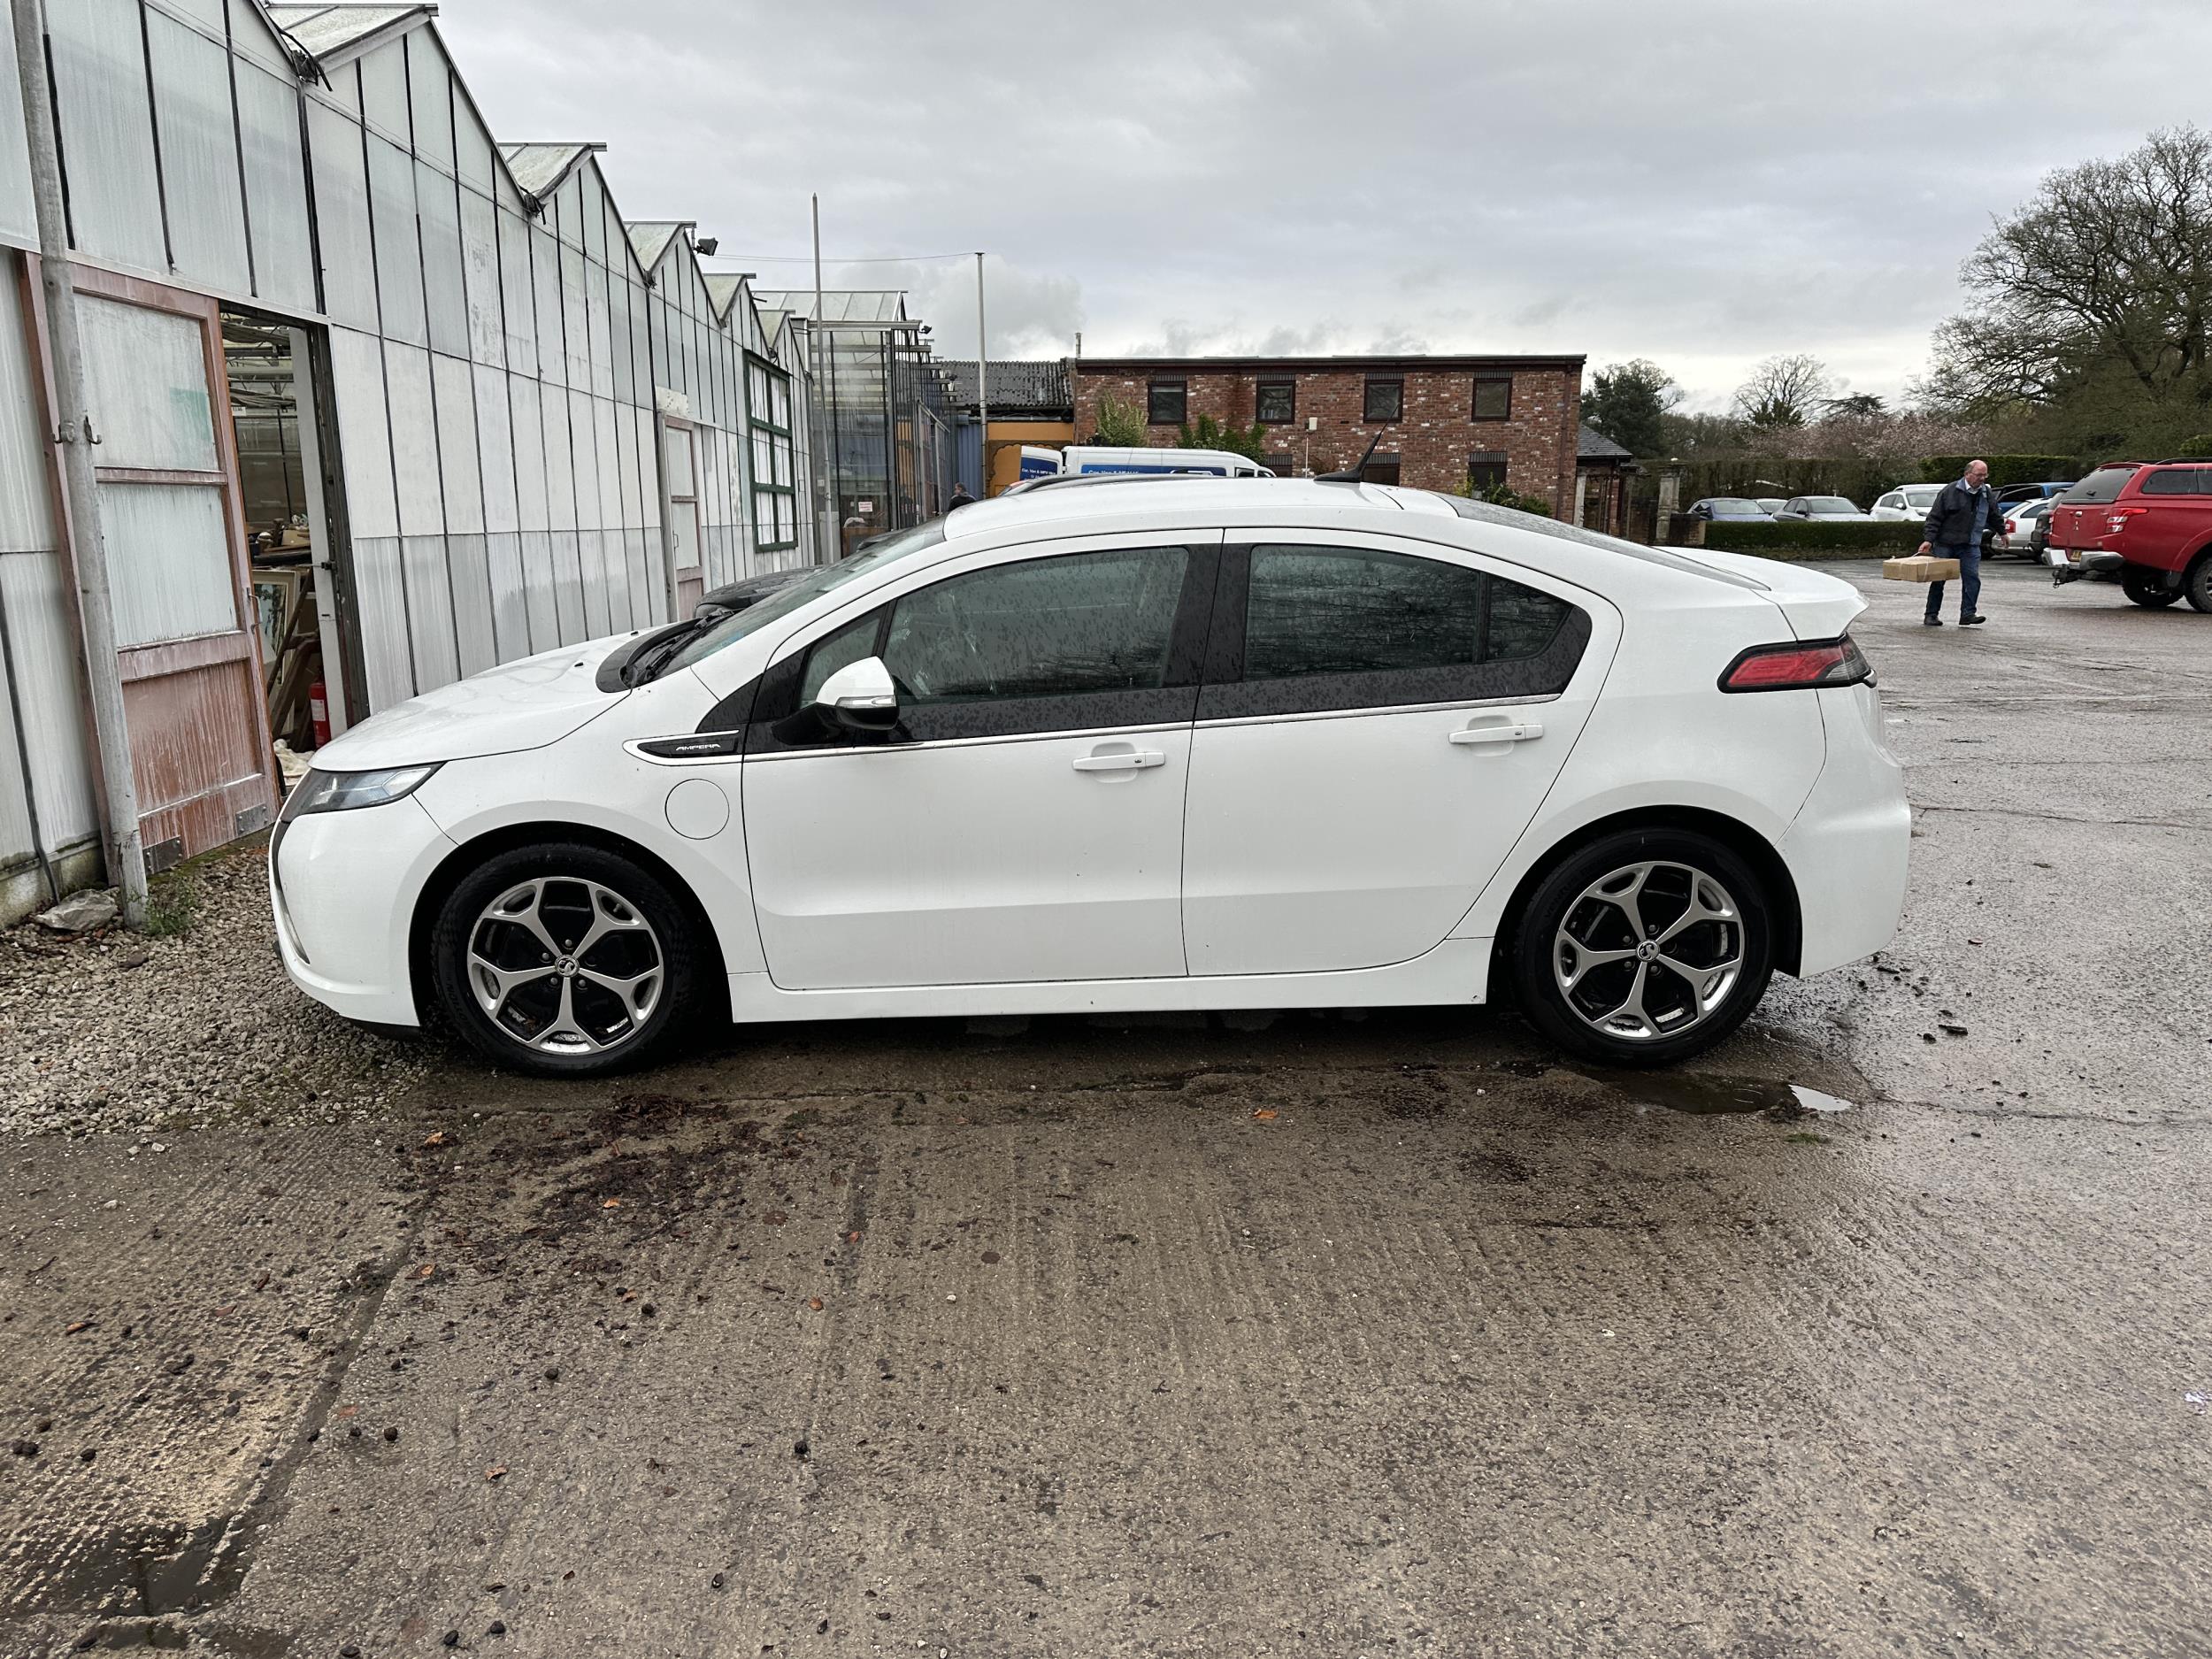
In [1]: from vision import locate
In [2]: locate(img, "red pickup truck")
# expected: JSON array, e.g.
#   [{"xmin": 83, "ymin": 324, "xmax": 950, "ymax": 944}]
[{"xmin": 2047, "ymin": 462, "xmax": 2212, "ymax": 611}]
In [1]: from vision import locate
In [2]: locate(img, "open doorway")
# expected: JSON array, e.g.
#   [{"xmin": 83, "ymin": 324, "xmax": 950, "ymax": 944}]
[{"xmin": 221, "ymin": 310, "xmax": 344, "ymax": 771}]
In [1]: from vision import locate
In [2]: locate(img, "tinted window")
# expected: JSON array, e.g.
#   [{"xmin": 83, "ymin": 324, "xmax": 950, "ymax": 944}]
[
  {"xmin": 1363, "ymin": 378, "xmax": 1403, "ymax": 421},
  {"xmin": 2059, "ymin": 466, "xmax": 2139, "ymax": 504},
  {"xmin": 1242, "ymin": 547, "xmax": 1570, "ymax": 679},
  {"xmin": 2137, "ymin": 467, "xmax": 2203, "ymax": 495},
  {"xmin": 1472, "ymin": 375, "xmax": 1511, "ymax": 420},
  {"xmin": 882, "ymin": 547, "xmax": 1189, "ymax": 703},
  {"xmin": 1256, "ymin": 380, "xmax": 1295, "ymax": 423}
]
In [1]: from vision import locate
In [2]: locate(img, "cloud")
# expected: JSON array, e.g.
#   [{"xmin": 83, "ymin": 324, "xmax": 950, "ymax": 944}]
[{"xmin": 434, "ymin": 0, "xmax": 2212, "ymax": 406}]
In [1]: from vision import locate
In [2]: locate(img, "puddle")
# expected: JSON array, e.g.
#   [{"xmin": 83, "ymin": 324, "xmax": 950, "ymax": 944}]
[{"xmin": 1578, "ymin": 1069, "xmax": 1855, "ymax": 1119}]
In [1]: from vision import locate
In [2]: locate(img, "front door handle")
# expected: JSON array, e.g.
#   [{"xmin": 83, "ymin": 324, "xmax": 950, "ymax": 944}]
[
  {"xmin": 1450, "ymin": 720, "xmax": 1543, "ymax": 747},
  {"xmin": 1072, "ymin": 749, "xmax": 1165, "ymax": 772}
]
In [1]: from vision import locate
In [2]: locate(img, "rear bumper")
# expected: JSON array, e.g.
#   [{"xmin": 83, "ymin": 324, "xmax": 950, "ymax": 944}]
[
  {"xmin": 271, "ymin": 795, "xmax": 454, "ymax": 1026},
  {"xmin": 1782, "ymin": 685, "xmax": 1910, "ymax": 976},
  {"xmin": 2049, "ymin": 547, "xmax": 2124, "ymax": 583}
]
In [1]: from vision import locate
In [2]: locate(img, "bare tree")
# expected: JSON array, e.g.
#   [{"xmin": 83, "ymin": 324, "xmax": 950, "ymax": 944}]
[
  {"xmin": 1731, "ymin": 355, "xmax": 1834, "ymax": 429},
  {"xmin": 1925, "ymin": 125, "xmax": 2212, "ymax": 416}
]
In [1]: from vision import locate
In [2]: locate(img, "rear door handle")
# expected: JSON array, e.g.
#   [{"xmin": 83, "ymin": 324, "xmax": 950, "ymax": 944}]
[
  {"xmin": 1072, "ymin": 749, "xmax": 1165, "ymax": 772},
  {"xmin": 1450, "ymin": 721, "xmax": 1543, "ymax": 747}
]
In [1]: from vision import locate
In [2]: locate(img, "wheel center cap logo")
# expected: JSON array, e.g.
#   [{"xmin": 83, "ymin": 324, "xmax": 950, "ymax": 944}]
[
  {"xmin": 557, "ymin": 956, "xmax": 578, "ymax": 976},
  {"xmin": 1635, "ymin": 941, "xmax": 1659, "ymax": 962}
]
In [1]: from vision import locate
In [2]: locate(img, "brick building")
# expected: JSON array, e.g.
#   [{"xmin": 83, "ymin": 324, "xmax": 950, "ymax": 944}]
[{"xmin": 1069, "ymin": 354, "xmax": 1585, "ymax": 512}]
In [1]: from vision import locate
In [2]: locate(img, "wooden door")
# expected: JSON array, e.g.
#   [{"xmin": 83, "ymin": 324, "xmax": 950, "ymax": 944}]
[{"xmin": 28, "ymin": 260, "xmax": 276, "ymax": 870}]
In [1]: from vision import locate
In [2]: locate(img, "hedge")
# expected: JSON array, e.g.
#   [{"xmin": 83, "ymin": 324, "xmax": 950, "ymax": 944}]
[
  {"xmin": 1702, "ymin": 520, "xmax": 1925, "ymax": 555},
  {"xmin": 1918, "ymin": 454, "xmax": 2076, "ymax": 488}
]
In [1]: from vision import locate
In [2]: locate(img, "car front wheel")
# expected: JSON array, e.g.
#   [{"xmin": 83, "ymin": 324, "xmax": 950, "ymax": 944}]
[
  {"xmin": 1509, "ymin": 829, "xmax": 1774, "ymax": 1066},
  {"xmin": 430, "ymin": 841, "xmax": 702, "ymax": 1076},
  {"xmin": 2122, "ymin": 566, "xmax": 2181, "ymax": 608}
]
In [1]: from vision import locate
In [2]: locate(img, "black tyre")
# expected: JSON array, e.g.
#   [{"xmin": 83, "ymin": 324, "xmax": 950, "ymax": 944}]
[
  {"xmin": 430, "ymin": 841, "xmax": 703, "ymax": 1076},
  {"xmin": 2122, "ymin": 565, "xmax": 2180, "ymax": 608},
  {"xmin": 1509, "ymin": 828, "xmax": 1774, "ymax": 1067},
  {"xmin": 2185, "ymin": 554, "xmax": 2212, "ymax": 614}
]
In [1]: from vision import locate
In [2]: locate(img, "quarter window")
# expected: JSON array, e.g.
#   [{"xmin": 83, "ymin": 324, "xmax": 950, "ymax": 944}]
[
  {"xmin": 1363, "ymin": 376, "xmax": 1403, "ymax": 422},
  {"xmin": 1147, "ymin": 380, "xmax": 1187, "ymax": 425},
  {"xmin": 883, "ymin": 547, "xmax": 1190, "ymax": 703},
  {"xmin": 2138, "ymin": 467, "xmax": 2205, "ymax": 495},
  {"xmin": 1256, "ymin": 379, "xmax": 1295, "ymax": 423},
  {"xmin": 1472, "ymin": 375, "xmax": 1512, "ymax": 420}
]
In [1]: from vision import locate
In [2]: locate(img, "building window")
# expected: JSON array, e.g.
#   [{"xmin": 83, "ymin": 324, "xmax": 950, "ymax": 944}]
[
  {"xmin": 1263, "ymin": 451, "xmax": 1295, "ymax": 478},
  {"xmin": 1472, "ymin": 375, "xmax": 1512, "ymax": 420},
  {"xmin": 1360, "ymin": 455, "xmax": 1402, "ymax": 486},
  {"xmin": 1147, "ymin": 379, "xmax": 1187, "ymax": 425},
  {"xmin": 746, "ymin": 354, "xmax": 798, "ymax": 552},
  {"xmin": 1256, "ymin": 379, "xmax": 1296, "ymax": 424},
  {"xmin": 1363, "ymin": 376, "xmax": 1403, "ymax": 422},
  {"xmin": 1467, "ymin": 451, "xmax": 1508, "ymax": 492}
]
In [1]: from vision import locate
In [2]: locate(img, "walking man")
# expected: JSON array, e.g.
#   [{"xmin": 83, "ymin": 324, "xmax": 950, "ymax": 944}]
[{"xmin": 1918, "ymin": 459, "xmax": 1999, "ymax": 626}]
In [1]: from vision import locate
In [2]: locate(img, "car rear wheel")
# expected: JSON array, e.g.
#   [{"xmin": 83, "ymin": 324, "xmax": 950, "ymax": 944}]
[
  {"xmin": 2122, "ymin": 566, "xmax": 2181, "ymax": 608},
  {"xmin": 1509, "ymin": 829, "xmax": 1774, "ymax": 1067},
  {"xmin": 430, "ymin": 842, "xmax": 702, "ymax": 1076},
  {"xmin": 2185, "ymin": 554, "xmax": 2212, "ymax": 614}
]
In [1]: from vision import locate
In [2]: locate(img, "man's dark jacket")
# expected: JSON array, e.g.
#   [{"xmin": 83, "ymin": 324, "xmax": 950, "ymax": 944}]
[{"xmin": 1923, "ymin": 479, "xmax": 2001, "ymax": 548}]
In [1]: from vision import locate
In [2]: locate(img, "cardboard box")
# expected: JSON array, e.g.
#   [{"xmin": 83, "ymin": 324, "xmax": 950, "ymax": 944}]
[{"xmin": 1883, "ymin": 555, "xmax": 1961, "ymax": 583}]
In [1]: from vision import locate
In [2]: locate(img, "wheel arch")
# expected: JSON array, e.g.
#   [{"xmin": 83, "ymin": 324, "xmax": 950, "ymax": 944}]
[
  {"xmin": 408, "ymin": 820, "xmax": 733, "ymax": 1026},
  {"xmin": 1490, "ymin": 805, "xmax": 1804, "ymax": 984}
]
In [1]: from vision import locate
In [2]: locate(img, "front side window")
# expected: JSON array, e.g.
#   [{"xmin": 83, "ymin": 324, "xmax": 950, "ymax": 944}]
[
  {"xmin": 1147, "ymin": 380, "xmax": 1187, "ymax": 425},
  {"xmin": 1472, "ymin": 375, "xmax": 1512, "ymax": 420},
  {"xmin": 883, "ymin": 547, "xmax": 1190, "ymax": 703},
  {"xmin": 1256, "ymin": 379, "xmax": 1295, "ymax": 423},
  {"xmin": 1363, "ymin": 376, "xmax": 1403, "ymax": 422}
]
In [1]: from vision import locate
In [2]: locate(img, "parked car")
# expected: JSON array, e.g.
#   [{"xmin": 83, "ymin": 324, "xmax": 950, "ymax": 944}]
[
  {"xmin": 1870, "ymin": 484, "xmax": 1942, "ymax": 522},
  {"xmin": 1774, "ymin": 495, "xmax": 1869, "ymax": 522},
  {"xmin": 1993, "ymin": 480, "xmax": 2076, "ymax": 506},
  {"xmin": 1995, "ymin": 498, "xmax": 2053, "ymax": 558},
  {"xmin": 270, "ymin": 477, "xmax": 1909, "ymax": 1076},
  {"xmin": 2047, "ymin": 462, "xmax": 2212, "ymax": 610},
  {"xmin": 694, "ymin": 568, "xmax": 805, "ymax": 620},
  {"xmin": 1685, "ymin": 497, "xmax": 1776, "ymax": 523},
  {"xmin": 1754, "ymin": 497, "xmax": 1786, "ymax": 516}
]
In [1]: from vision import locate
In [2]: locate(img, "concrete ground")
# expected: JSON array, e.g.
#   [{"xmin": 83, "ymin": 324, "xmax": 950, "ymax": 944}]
[{"xmin": 3, "ymin": 560, "xmax": 2208, "ymax": 1658}]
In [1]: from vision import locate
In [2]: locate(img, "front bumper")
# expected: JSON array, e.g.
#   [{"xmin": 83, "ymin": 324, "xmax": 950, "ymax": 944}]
[
  {"xmin": 2048, "ymin": 547, "xmax": 2124, "ymax": 584},
  {"xmin": 270, "ymin": 794, "xmax": 456, "ymax": 1026}
]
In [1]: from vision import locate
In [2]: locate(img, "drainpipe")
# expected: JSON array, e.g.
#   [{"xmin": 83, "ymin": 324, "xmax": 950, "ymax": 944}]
[{"xmin": 11, "ymin": 0, "xmax": 149, "ymax": 928}]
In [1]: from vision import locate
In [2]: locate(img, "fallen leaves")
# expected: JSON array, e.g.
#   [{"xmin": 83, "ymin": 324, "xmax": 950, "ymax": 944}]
[
  {"xmin": 64, "ymin": 1320, "xmax": 94, "ymax": 1335},
  {"xmin": 601, "ymin": 1198, "xmax": 622, "ymax": 1210},
  {"xmin": 807, "ymin": 1297, "xmax": 824, "ymax": 1311},
  {"xmin": 422, "ymin": 1131, "xmax": 452, "ymax": 1148},
  {"xmin": 412, "ymin": 1262, "xmax": 435, "ymax": 1280},
  {"xmin": 1251, "ymin": 1108, "xmax": 1279, "ymax": 1122},
  {"xmin": 485, "ymin": 1465, "xmax": 508, "ymax": 1481}
]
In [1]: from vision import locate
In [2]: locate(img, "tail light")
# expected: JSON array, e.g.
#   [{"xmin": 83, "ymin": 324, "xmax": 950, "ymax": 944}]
[
  {"xmin": 1719, "ymin": 635, "xmax": 1874, "ymax": 693},
  {"xmin": 2106, "ymin": 506, "xmax": 2147, "ymax": 534}
]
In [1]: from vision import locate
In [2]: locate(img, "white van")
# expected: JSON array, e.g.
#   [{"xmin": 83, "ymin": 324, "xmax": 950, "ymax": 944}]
[{"xmin": 1056, "ymin": 445, "xmax": 1274, "ymax": 479}]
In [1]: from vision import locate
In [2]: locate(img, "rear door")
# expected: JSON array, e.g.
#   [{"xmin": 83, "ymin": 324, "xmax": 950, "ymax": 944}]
[{"xmin": 1179, "ymin": 534, "xmax": 1608, "ymax": 977}]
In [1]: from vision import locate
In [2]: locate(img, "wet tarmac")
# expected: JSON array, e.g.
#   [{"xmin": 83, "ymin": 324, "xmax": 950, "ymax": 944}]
[{"xmin": 3, "ymin": 562, "xmax": 2208, "ymax": 1657}]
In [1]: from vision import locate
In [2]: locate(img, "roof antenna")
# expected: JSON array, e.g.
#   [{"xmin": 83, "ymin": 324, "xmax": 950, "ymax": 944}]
[{"xmin": 1317, "ymin": 430, "xmax": 1385, "ymax": 484}]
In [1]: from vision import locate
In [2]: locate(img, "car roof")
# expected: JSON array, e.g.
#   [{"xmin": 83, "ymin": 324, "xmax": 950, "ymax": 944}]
[{"xmin": 947, "ymin": 475, "xmax": 1440, "ymax": 535}]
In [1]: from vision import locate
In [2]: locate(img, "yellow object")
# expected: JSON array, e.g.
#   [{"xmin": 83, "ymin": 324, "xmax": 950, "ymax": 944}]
[{"xmin": 1883, "ymin": 555, "xmax": 1961, "ymax": 583}]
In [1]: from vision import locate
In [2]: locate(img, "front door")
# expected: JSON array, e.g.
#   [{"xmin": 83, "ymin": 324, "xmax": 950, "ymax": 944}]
[
  {"xmin": 659, "ymin": 415, "xmax": 704, "ymax": 618},
  {"xmin": 741, "ymin": 538, "xmax": 1217, "ymax": 989},
  {"xmin": 29, "ymin": 262, "xmax": 275, "ymax": 866},
  {"xmin": 1181, "ymin": 535, "xmax": 1604, "ymax": 976}
]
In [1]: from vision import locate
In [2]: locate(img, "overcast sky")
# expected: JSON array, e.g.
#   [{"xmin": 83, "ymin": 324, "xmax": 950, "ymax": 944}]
[{"xmin": 437, "ymin": 0, "xmax": 2212, "ymax": 411}]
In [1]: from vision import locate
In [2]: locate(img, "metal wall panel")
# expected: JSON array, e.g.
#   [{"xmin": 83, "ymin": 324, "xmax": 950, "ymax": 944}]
[
  {"xmin": 0, "ymin": 549, "xmax": 98, "ymax": 849},
  {"xmin": 506, "ymin": 373, "xmax": 547, "ymax": 533},
  {"xmin": 357, "ymin": 36, "xmax": 409, "ymax": 145},
  {"xmin": 485, "ymin": 530, "xmax": 527, "ymax": 661},
  {"xmin": 235, "ymin": 64, "xmax": 317, "ymax": 314},
  {"xmin": 454, "ymin": 96, "xmax": 495, "ymax": 194},
  {"xmin": 447, "ymin": 531, "xmax": 494, "ymax": 676},
  {"xmin": 0, "ymin": 595, "xmax": 35, "ymax": 869},
  {"xmin": 307, "ymin": 103, "xmax": 378, "ymax": 330},
  {"xmin": 381, "ymin": 342, "xmax": 443, "ymax": 536},
  {"xmin": 560, "ymin": 243, "xmax": 590, "ymax": 389},
  {"xmin": 0, "ymin": 18, "xmax": 35, "ymax": 243},
  {"xmin": 228, "ymin": 0, "xmax": 293, "ymax": 74},
  {"xmin": 326, "ymin": 326, "xmax": 396, "ymax": 541},
  {"xmin": 518, "ymin": 528, "xmax": 557, "ymax": 655},
  {"xmin": 529, "ymin": 224, "xmax": 565, "ymax": 388},
  {"xmin": 351, "ymin": 534, "xmax": 411, "ymax": 708},
  {"xmin": 496, "ymin": 207, "xmax": 537, "ymax": 375},
  {"xmin": 417, "ymin": 161, "xmax": 468, "ymax": 358},
  {"xmin": 459, "ymin": 188, "xmax": 503, "ymax": 367},
  {"xmin": 47, "ymin": 0, "xmax": 166, "ymax": 270},
  {"xmin": 401, "ymin": 533, "xmax": 458, "ymax": 689},
  {"xmin": 0, "ymin": 261, "xmax": 56, "ymax": 552},
  {"xmin": 147, "ymin": 12, "xmax": 250, "ymax": 295},
  {"xmin": 404, "ymin": 31, "xmax": 455, "ymax": 174},
  {"xmin": 430, "ymin": 353, "xmax": 482, "ymax": 533},
  {"xmin": 366, "ymin": 136, "xmax": 426, "ymax": 346}
]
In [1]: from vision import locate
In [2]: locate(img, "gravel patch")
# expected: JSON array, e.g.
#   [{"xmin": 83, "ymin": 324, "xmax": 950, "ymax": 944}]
[{"xmin": 0, "ymin": 843, "xmax": 431, "ymax": 1137}]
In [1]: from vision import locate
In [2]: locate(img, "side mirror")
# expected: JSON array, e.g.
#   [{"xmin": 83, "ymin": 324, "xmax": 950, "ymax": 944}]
[{"xmin": 813, "ymin": 656, "xmax": 899, "ymax": 736}]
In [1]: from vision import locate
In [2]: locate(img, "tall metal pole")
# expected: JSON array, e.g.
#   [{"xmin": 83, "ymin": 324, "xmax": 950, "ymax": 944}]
[
  {"xmin": 811, "ymin": 194, "xmax": 833, "ymax": 560},
  {"xmin": 973, "ymin": 252, "xmax": 989, "ymax": 496},
  {"xmin": 11, "ymin": 0, "xmax": 148, "ymax": 928}
]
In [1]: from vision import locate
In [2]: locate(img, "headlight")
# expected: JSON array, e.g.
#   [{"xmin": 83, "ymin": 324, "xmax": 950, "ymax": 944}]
[{"xmin": 280, "ymin": 763, "xmax": 441, "ymax": 820}]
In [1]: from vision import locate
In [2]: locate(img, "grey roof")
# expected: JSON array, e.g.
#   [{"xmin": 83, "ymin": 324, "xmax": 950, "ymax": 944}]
[
  {"xmin": 498, "ymin": 142, "xmax": 603, "ymax": 201},
  {"xmin": 266, "ymin": 4, "xmax": 433, "ymax": 64},
  {"xmin": 1578, "ymin": 423, "xmax": 1634, "ymax": 461},
  {"xmin": 751, "ymin": 289, "xmax": 908, "ymax": 324},
  {"xmin": 937, "ymin": 359, "xmax": 1071, "ymax": 414},
  {"xmin": 701, "ymin": 273, "xmax": 748, "ymax": 320},
  {"xmin": 626, "ymin": 221, "xmax": 692, "ymax": 272}
]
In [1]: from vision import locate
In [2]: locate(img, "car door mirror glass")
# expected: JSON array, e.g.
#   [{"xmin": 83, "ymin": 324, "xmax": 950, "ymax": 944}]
[{"xmin": 814, "ymin": 657, "xmax": 900, "ymax": 734}]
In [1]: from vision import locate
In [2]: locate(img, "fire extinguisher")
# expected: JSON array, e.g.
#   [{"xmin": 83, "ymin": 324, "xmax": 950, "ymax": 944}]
[{"xmin": 309, "ymin": 681, "xmax": 331, "ymax": 748}]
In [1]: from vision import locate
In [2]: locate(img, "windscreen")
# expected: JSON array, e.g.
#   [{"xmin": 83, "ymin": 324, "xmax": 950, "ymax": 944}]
[
  {"xmin": 660, "ymin": 520, "xmax": 947, "ymax": 674},
  {"xmin": 1808, "ymin": 496, "xmax": 1856, "ymax": 512},
  {"xmin": 2058, "ymin": 466, "xmax": 2139, "ymax": 505}
]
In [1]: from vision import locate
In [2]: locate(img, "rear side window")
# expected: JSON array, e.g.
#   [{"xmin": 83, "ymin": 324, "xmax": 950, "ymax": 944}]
[
  {"xmin": 1204, "ymin": 543, "xmax": 1587, "ymax": 719},
  {"xmin": 2136, "ymin": 467, "xmax": 2207, "ymax": 495},
  {"xmin": 2061, "ymin": 466, "xmax": 2140, "ymax": 504}
]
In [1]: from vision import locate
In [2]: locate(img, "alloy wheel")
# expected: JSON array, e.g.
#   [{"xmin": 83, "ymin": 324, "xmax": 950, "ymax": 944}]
[
  {"xmin": 1552, "ymin": 860, "xmax": 1744, "ymax": 1042},
  {"xmin": 465, "ymin": 877, "xmax": 664, "ymax": 1056}
]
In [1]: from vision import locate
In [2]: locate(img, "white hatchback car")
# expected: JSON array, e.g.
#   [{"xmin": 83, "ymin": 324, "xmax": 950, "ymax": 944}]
[{"xmin": 272, "ymin": 480, "xmax": 1909, "ymax": 1075}]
